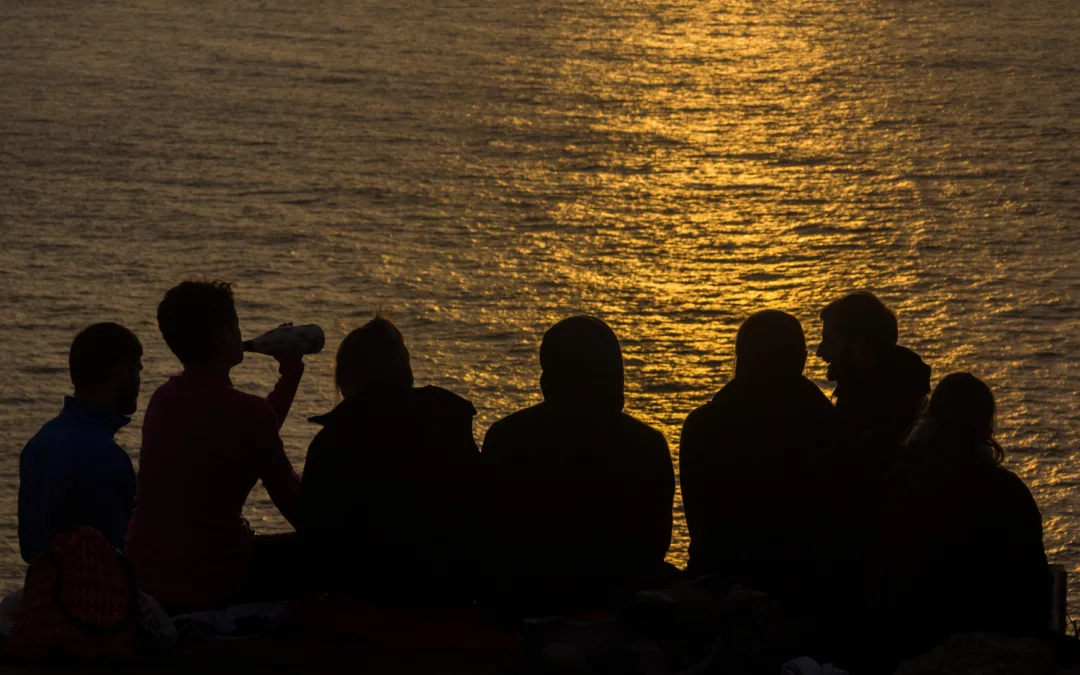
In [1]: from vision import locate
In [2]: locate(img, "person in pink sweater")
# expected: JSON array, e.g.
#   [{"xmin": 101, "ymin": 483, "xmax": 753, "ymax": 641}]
[{"xmin": 126, "ymin": 280, "xmax": 305, "ymax": 611}]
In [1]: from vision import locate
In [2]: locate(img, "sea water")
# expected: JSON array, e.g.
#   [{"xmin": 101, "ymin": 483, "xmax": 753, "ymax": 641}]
[{"xmin": 1, "ymin": 0, "xmax": 1078, "ymax": 609}]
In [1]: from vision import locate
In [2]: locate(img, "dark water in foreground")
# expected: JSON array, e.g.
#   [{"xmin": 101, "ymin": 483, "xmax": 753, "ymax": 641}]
[{"xmin": 1, "ymin": 0, "xmax": 1078, "ymax": 608}]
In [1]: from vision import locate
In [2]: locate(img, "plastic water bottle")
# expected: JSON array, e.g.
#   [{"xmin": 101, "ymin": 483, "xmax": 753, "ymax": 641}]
[{"xmin": 243, "ymin": 324, "xmax": 325, "ymax": 355}]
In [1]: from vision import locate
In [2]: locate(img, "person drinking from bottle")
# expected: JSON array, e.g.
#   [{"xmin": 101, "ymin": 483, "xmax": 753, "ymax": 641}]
[{"xmin": 126, "ymin": 280, "xmax": 308, "ymax": 611}]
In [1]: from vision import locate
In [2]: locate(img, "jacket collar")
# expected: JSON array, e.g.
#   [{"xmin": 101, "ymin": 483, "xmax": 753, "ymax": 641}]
[{"xmin": 59, "ymin": 396, "xmax": 130, "ymax": 436}]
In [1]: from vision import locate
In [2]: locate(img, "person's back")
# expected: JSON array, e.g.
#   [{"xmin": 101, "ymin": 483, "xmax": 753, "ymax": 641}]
[
  {"xmin": 835, "ymin": 344, "xmax": 930, "ymax": 452},
  {"xmin": 482, "ymin": 316, "xmax": 675, "ymax": 617},
  {"xmin": 868, "ymin": 373, "xmax": 1050, "ymax": 665},
  {"xmin": 679, "ymin": 311, "xmax": 855, "ymax": 605},
  {"xmin": 126, "ymin": 280, "xmax": 307, "ymax": 610},
  {"xmin": 18, "ymin": 323, "xmax": 143, "ymax": 562},
  {"xmin": 299, "ymin": 319, "xmax": 482, "ymax": 605},
  {"xmin": 130, "ymin": 375, "xmax": 297, "ymax": 604}
]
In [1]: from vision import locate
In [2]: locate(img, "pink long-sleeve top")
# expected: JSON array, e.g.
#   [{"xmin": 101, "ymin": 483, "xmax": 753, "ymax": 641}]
[{"xmin": 126, "ymin": 365, "xmax": 302, "ymax": 609}]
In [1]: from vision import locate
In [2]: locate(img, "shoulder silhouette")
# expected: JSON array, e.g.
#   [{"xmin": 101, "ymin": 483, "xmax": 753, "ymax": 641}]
[
  {"xmin": 299, "ymin": 317, "xmax": 482, "ymax": 607},
  {"xmin": 817, "ymin": 292, "xmax": 931, "ymax": 462},
  {"xmin": 680, "ymin": 310, "xmax": 858, "ymax": 610},
  {"xmin": 868, "ymin": 372, "xmax": 1050, "ymax": 666},
  {"xmin": 482, "ymin": 316, "xmax": 675, "ymax": 617}
]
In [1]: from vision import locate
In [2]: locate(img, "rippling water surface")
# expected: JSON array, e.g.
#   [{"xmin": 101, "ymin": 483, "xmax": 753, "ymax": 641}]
[{"xmin": 2, "ymin": 0, "xmax": 1078, "ymax": 607}]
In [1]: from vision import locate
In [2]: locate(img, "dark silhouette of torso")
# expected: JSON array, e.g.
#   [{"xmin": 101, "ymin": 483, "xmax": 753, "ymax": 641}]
[
  {"xmin": 680, "ymin": 375, "xmax": 859, "ymax": 606},
  {"xmin": 868, "ymin": 439, "xmax": 1050, "ymax": 663},
  {"xmin": 299, "ymin": 386, "xmax": 482, "ymax": 606},
  {"xmin": 832, "ymin": 345, "xmax": 931, "ymax": 460},
  {"xmin": 481, "ymin": 400, "xmax": 675, "ymax": 616}
]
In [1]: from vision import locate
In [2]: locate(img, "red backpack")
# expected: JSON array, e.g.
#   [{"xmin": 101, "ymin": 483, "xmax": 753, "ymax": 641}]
[{"xmin": 9, "ymin": 526, "xmax": 139, "ymax": 662}]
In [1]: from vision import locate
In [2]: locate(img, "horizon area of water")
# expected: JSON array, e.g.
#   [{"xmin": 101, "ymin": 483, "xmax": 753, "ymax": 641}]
[{"xmin": 1, "ymin": 0, "xmax": 1079, "ymax": 611}]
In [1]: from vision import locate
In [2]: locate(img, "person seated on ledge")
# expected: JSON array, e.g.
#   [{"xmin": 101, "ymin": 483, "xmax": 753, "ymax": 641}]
[
  {"xmin": 867, "ymin": 372, "xmax": 1050, "ymax": 666},
  {"xmin": 679, "ymin": 310, "xmax": 858, "ymax": 609},
  {"xmin": 126, "ymin": 280, "xmax": 306, "ymax": 612},
  {"xmin": 481, "ymin": 316, "xmax": 675, "ymax": 617},
  {"xmin": 19, "ymin": 323, "xmax": 143, "ymax": 562},
  {"xmin": 298, "ymin": 317, "xmax": 482, "ymax": 606},
  {"xmin": 817, "ymin": 291, "xmax": 931, "ymax": 464}
]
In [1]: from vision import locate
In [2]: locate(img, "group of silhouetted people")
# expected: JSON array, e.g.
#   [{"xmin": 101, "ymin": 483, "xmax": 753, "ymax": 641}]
[{"xmin": 17, "ymin": 280, "xmax": 1053, "ymax": 670}]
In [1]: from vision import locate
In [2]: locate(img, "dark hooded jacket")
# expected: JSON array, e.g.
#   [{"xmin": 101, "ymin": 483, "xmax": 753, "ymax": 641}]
[
  {"xmin": 298, "ymin": 386, "xmax": 482, "ymax": 606},
  {"xmin": 679, "ymin": 375, "xmax": 859, "ymax": 606},
  {"xmin": 481, "ymin": 317, "xmax": 675, "ymax": 616},
  {"xmin": 832, "ymin": 345, "xmax": 931, "ymax": 459},
  {"xmin": 867, "ymin": 425, "xmax": 1050, "ymax": 663}
]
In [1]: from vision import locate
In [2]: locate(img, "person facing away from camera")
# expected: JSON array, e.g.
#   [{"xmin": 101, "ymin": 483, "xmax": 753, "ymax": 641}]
[
  {"xmin": 867, "ymin": 372, "xmax": 1050, "ymax": 666},
  {"xmin": 126, "ymin": 280, "xmax": 307, "ymax": 611},
  {"xmin": 19, "ymin": 323, "xmax": 143, "ymax": 562},
  {"xmin": 298, "ymin": 316, "xmax": 482, "ymax": 606},
  {"xmin": 817, "ymin": 291, "xmax": 931, "ymax": 464},
  {"xmin": 481, "ymin": 316, "xmax": 676, "ymax": 617},
  {"xmin": 679, "ymin": 310, "xmax": 859, "ymax": 610}
]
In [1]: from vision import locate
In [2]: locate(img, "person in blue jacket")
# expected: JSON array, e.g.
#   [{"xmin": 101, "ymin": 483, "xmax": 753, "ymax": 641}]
[{"xmin": 18, "ymin": 322, "xmax": 143, "ymax": 562}]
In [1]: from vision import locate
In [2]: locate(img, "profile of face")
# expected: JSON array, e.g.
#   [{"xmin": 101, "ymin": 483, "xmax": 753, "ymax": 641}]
[
  {"xmin": 221, "ymin": 312, "xmax": 245, "ymax": 367},
  {"xmin": 817, "ymin": 317, "xmax": 877, "ymax": 380},
  {"xmin": 113, "ymin": 357, "xmax": 143, "ymax": 416},
  {"xmin": 816, "ymin": 318, "xmax": 846, "ymax": 369}
]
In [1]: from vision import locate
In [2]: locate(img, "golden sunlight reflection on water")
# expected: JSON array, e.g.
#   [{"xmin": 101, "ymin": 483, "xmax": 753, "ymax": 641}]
[{"xmin": 0, "ymin": 0, "xmax": 1078, "ymax": 605}]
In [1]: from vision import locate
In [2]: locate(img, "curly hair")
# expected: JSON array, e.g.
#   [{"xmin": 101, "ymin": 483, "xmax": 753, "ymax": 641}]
[{"xmin": 157, "ymin": 280, "xmax": 237, "ymax": 365}]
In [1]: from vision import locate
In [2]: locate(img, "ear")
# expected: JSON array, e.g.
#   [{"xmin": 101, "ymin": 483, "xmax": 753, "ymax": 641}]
[
  {"xmin": 797, "ymin": 350, "xmax": 807, "ymax": 374},
  {"xmin": 214, "ymin": 322, "xmax": 238, "ymax": 347},
  {"xmin": 109, "ymin": 359, "xmax": 130, "ymax": 382},
  {"xmin": 850, "ymin": 337, "xmax": 876, "ymax": 368}
]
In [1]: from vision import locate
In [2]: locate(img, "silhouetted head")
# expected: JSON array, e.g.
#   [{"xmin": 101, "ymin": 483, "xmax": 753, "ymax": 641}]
[
  {"xmin": 539, "ymin": 316, "xmax": 624, "ymax": 412},
  {"xmin": 920, "ymin": 372, "xmax": 1003, "ymax": 462},
  {"xmin": 335, "ymin": 316, "xmax": 414, "ymax": 399},
  {"xmin": 734, "ymin": 310, "xmax": 808, "ymax": 380},
  {"xmin": 817, "ymin": 291, "xmax": 898, "ymax": 380},
  {"xmin": 157, "ymin": 280, "xmax": 244, "ymax": 370},
  {"xmin": 69, "ymin": 322, "xmax": 143, "ymax": 416}
]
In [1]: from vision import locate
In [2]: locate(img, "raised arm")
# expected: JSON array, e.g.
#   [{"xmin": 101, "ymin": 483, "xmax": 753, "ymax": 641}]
[
  {"xmin": 253, "ymin": 404, "xmax": 301, "ymax": 527},
  {"xmin": 266, "ymin": 354, "xmax": 305, "ymax": 429}
]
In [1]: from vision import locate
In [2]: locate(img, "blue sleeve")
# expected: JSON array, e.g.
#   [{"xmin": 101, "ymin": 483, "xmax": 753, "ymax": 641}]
[
  {"xmin": 19, "ymin": 429, "xmax": 135, "ymax": 562},
  {"xmin": 18, "ymin": 432, "xmax": 70, "ymax": 564}
]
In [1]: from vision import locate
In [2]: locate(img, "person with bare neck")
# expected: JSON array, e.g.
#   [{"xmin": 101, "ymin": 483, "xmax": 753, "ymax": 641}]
[
  {"xmin": 126, "ymin": 280, "xmax": 306, "ymax": 611},
  {"xmin": 19, "ymin": 323, "xmax": 143, "ymax": 562}
]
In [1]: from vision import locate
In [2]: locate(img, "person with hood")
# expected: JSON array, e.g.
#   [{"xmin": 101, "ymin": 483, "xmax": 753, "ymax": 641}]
[
  {"xmin": 298, "ymin": 317, "xmax": 482, "ymax": 606},
  {"xmin": 481, "ymin": 316, "xmax": 675, "ymax": 617},
  {"xmin": 679, "ymin": 310, "xmax": 858, "ymax": 610},
  {"xmin": 817, "ymin": 292, "xmax": 931, "ymax": 462},
  {"xmin": 867, "ymin": 372, "xmax": 1049, "ymax": 667}
]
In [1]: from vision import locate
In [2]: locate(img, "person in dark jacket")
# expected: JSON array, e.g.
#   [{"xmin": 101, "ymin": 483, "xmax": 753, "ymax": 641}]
[
  {"xmin": 680, "ymin": 310, "xmax": 857, "ymax": 608},
  {"xmin": 817, "ymin": 292, "xmax": 931, "ymax": 464},
  {"xmin": 19, "ymin": 323, "xmax": 143, "ymax": 561},
  {"xmin": 481, "ymin": 316, "xmax": 675, "ymax": 617},
  {"xmin": 298, "ymin": 317, "xmax": 482, "ymax": 606},
  {"xmin": 867, "ymin": 372, "xmax": 1050, "ymax": 668}
]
